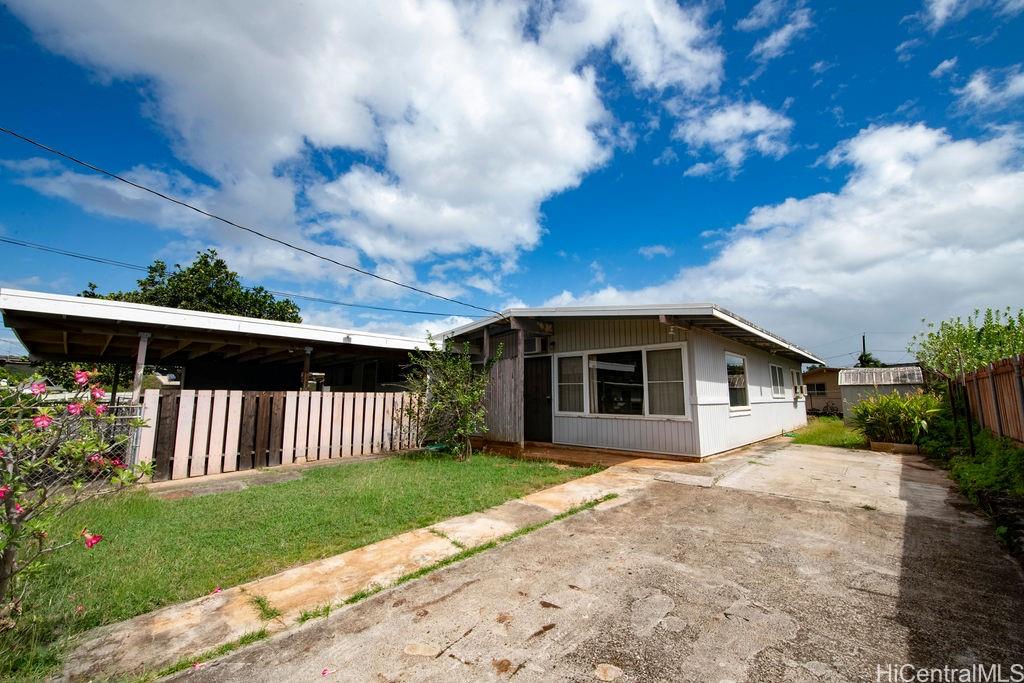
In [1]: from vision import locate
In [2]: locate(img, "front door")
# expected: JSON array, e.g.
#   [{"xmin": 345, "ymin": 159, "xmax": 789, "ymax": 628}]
[{"xmin": 524, "ymin": 356, "xmax": 553, "ymax": 442}]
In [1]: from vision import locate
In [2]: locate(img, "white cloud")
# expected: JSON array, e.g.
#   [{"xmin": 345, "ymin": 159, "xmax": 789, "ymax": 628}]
[
  {"xmin": 923, "ymin": 0, "xmax": 1023, "ymax": 29},
  {"xmin": 954, "ymin": 64, "xmax": 1024, "ymax": 110},
  {"xmin": 736, "ymin": 0, "xmax": 785, "ymax": 32},
  {"xmin": 810, "ymin": 60, "xmax": 834, "ymax": 74},
  {"xmin": 538, "ymin": 124, "xmax": 1024, "ymax": 357},
  {"xmin": 930, "ymin": 57, "xmax": 959, "ymax": 78},
  {"xmin": 589, "ymin": 260, "xmax": 606, "ymax": 284},
  {"xmin": 683, "ymin": 161, "xmax": 716, "ymax": 177},
  {"xmin": 750, "ymin": 8, "xmax": 812, "ymax": 61},
  {"xmin": 895, "ymin": 39, "xmax": 923, "ymax": 63},
  {"xmin": 5, "ymin": 0, "xmax": 722, "ymax": 296},
  {"xmin": 674, "ymin": 102, "xmax": 794, "ymax": 174},
  {"xmin": 638, "ymin": 244, "xmax": 674, "ymax": 258}
]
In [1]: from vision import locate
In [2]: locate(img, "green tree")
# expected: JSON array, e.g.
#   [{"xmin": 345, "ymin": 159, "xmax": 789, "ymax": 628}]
[
  {"xmin": 856, "ymin": 351, "xmax": 884, "ymax": 367},
  {"xmin": 82, "ymin": 249, "xmax": 301, "ymax": 322},
  {"xmin": 404, "ymin": 338, "xmax": 500, "ymax": 460},
  {"xmin": 38, "ymin": 250, "xmax": 301, "ymax": 382},
  {"xmin": 909, "ymin": 307, "xmax": 1024, "ymax": 377}
]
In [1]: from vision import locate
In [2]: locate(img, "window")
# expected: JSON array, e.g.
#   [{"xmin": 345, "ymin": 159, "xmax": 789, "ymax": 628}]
[
  {"xmin": 646, "ymin": 348, "xmax": 685, "ymax": 415},
  {"xmin": 807, "ymin": 383, "xmax": 827, "ymax": 396},
  {"xmin": 725, "ymin": 353, "xmax": 749, "ymax": 408},
  {"xmin": 790, "ymin": 369, "xmax": 802, "ymax": 392},
  {"xmin": 589, "ymin": 350, "xmax": 644, "ymax": 415},
  {"xmin": 557, "ymin": 356, "xmax": 584, "ymax": 412},
  {"xmin": 770, "ymin": 364, "xmax": 786, "ymax": 398}
]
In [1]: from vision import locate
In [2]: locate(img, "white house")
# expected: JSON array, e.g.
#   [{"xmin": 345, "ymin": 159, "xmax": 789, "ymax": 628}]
[{"xmin": 443, "ymin": 305, "xmax": 824, "ymax": 459}]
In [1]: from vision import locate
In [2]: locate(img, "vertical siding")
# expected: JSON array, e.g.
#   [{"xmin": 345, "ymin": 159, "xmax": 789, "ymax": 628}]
[
  {"xmin": 690, "ymin": 328, "xmax": 807, "ymax": 456},
  {"xmin": 484, "ymin": 357, "xmax": 522, "ymax": 442},
  {"xmin": 553, "ymin": 317, "xmax": 680, "ymax": 352}
]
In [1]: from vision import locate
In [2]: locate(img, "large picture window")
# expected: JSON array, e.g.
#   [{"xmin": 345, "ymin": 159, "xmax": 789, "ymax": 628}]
[
  {"xmin": 554, "ymin": 344, "xmax": 689, "ymax": 419},
  {"xmin": 770, "ymin": 364, "xmax": 786, "ymax": 398},
  {"xmin": 726, "ymin": 353, "xmax": 749, "ymax": 408},
  {"xmin": 589, "ymin": 350, "xmax": 644, "ymax": 415},
  {"xmin": 646, "ymin": 348, "xmax": 685, "ymax": 415},
  {"xmin": 557, "ymin": 356, "xmax": 584, "ymax": 412}
]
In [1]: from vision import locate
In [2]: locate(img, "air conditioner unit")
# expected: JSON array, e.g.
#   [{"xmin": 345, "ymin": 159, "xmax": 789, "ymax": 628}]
[
  {"xmin": 794, "ymin": 384, "xmax": 807, "ymax": 396},
  {"xmin": 524, "ymin": 337, "xmax": 548, "ymax": 355}
]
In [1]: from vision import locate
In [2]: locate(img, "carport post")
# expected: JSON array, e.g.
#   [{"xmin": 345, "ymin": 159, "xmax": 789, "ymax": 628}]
[
  {"xmin": 130, "ymin": 332, "xmax": 151, "ymax": 405},
  {"xmin": 301, "ymin": 346, "xmax": 312, "ymax": 389}
]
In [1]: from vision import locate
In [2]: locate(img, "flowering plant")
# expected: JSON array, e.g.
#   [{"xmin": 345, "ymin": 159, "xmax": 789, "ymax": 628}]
[{"xmin": 0, "ymin": 370, "xmax": 151, "ymax": 630}]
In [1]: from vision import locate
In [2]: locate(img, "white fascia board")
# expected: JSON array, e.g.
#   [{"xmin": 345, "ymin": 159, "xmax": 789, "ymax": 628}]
[
  {"xmin": 0, "ymin": 288, "xmax": 426, "ymax": 350},
  {"xmin": 709, "ymin": 308, "xmax": 824, "ymax": 365}
]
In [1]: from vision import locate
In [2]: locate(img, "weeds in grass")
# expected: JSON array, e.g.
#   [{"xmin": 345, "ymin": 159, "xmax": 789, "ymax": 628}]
[
  {"xmin": 250, "ymin": 595, "xmax": 281, "ymax": 621},
  {"xmin": 296, "ymin": 604, "xmax": 331, "ymax": 624},
  {"xmin": 140, "ymin": 629, "xmax": 269, "ymax": 681},
  {"xmin": 428, "ymin": 527, "xmax": 466, "ymax": 549}
]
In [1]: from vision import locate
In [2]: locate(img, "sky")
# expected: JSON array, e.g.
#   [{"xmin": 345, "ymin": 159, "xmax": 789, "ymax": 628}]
[{"xmin": 1, "ymin": 0, "xmax": 1022, "ymax": 366}]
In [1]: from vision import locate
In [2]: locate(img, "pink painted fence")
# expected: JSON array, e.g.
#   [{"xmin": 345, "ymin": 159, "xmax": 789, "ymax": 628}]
[{"xmin": 134, "ymin": 389, "xmax": 416, "ymax": 481}]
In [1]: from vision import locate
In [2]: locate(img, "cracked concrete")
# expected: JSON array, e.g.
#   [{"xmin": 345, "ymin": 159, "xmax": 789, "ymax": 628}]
[{"xmin": 165, "ymin": 442, "xmax": 1024, "ymax": 682}]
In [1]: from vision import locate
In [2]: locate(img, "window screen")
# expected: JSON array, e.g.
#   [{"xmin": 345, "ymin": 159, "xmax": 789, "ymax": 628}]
[
  {"xmin": 557, "ymin": 356, "xmax": 584, "ymax": 412},
  {"xmin": 646, "ymin": 348, "xmax": 685, "ymax": 415},
  {"xmin": 589, "ymin": 350, "xmax": 644, "ymax": 415},
  {"xmin": 726, "ymin": 353, "xmax": 749, "ymax": 408}
]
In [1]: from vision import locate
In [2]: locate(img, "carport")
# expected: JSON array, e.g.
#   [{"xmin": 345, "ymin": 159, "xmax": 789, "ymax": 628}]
[{"xmin": 0, "ymin": 288, "xmax": 423, "ymax": 402}]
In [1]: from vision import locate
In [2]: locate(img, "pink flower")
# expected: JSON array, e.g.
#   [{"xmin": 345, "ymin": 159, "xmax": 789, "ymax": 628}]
[
  {"xmin": 67, "ymin": 403, "xmax": 83, "ymax": 416},
  {"xmin": 30, "ymin": 382, "xmax": 47, "ymax": 396},
  {"xmin": 33, "ymin": 414, "xmax": 53, "ymax": 429},
  {"xmin": 192, "ymin": 662, "xmax": 205, "ymax": 670},
  {"xmin": 111, "ymin": 457, "xmax": 125, "ymax": 469},
  {"xmin": 14, "ymin": 502, "xmax": 24, "ymax": 515},
  {"xmin": 91, "ymin": 386, "xmax": 106, "ymax": 400},
  {"xmin": 75, "ymin": 604, "xmax": 85, "ymax": 615},
  {"xmin": 321, "ymin": 669, "xmax": 336, "ymax": 677},
  {"xmin": 0, "ymin": 448, "xmax": 5, "ymax": 458},
  {"xmin": 81, "ymin": 529, "xmax": 103, "ymax": 549},
  {"xmin": 87, "ymin": 454, "xmax": 103, "ymax": 464},
  {"xmin": 94, "ymin": 404, "xmax": 107, "ymax": 415},
  {"xmin": 74, "ymin": 370, "xmax": 90, "ymax": 385},
  {"xmin": 0, "ymin": 485, "xmax": 10, "ymax": 500},
  {"xmin": 211, "ymin": 586, "xmax": 222, "ymax": 595}
]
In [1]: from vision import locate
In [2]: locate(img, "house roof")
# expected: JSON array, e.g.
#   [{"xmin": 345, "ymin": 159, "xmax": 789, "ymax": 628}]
[
  {"xmin": 838, "ymin": 366, "xmax": 924, "ymax": 386},
  {"xmin": 443, "ymin": 304, "xmax": 824, "ymax": 364},
  {"xmin": 0, "ymin": 288, "xmax": 424, "ymax": 365}
]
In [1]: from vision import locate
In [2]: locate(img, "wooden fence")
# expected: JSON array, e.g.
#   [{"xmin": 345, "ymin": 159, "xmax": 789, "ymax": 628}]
[
  {"xmin": 134, "ymin": 389, "xmax": 416, "ymax": 481},
  {"xmin": 961, "ymin": 355, "xmax": 1024, "ymax": 446}
]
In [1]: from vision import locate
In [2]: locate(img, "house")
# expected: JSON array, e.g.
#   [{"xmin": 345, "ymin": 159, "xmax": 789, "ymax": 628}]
[
  {"xmin": 0, "ymin": 288, "xmax": 422, "ymax": 401},
  {"xmin": 838, "ymin": 366, "xmax": 925, "ymax": 422},
  {"xmin": 803, "ymin": 366, "xmax": 843, "ymax": 416},
  {"xmin": 443, "ymin": 305, "xmax": 824, "ymax": 460}
]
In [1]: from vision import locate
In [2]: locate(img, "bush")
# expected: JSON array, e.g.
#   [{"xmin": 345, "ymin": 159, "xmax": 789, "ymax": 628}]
[
  {"xmin": 849, "ymin": 390, "xmax": 942, "ymax": 444},
  {"xmin": 791, "ymin": 417, "xmax": 868, "ymax": 449}
]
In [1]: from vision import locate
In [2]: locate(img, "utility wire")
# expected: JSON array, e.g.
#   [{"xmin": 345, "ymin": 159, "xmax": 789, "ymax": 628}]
[
  {"xmin": 0, "ymin": 235, "xmax": 482, "ymax": 318},
  {"xmin": 0, "ymin": 126, "xmax": 502, "ymax": 316}
]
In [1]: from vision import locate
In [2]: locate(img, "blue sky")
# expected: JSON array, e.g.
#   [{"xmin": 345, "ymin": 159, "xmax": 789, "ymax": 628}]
[{"xmin": 1, "ymin": 0, "xmax": 1022, "ymax": 365}]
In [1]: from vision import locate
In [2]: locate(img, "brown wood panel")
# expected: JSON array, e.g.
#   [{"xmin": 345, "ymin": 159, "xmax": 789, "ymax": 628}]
[
  {"xmin": 268, "ymin": 391, "xmax": 285, "ymax": 466},
  {"xmin": 153, "ymin": 391, "xmax": 179, "ymax": 481},
  {"xmin": 255, "ymin": 391, "xmax": 271, "ymax": 467},
  {"xmin": 238, "ymin": 391, "xmax": 257, "ymax": 470}
]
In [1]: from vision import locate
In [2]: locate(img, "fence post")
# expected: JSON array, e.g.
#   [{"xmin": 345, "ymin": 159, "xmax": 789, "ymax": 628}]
[
  {"xmin": 988, "ymin": 363, "xmax": 1003, "ymax": 438},
  {"xmin": 1014, "ymin": 355, "xmax": 1024, "ymax": 443}
]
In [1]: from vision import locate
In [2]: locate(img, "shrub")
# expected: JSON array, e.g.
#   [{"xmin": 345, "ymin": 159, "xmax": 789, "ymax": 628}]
[
  {"xmin": 0, "ymin": 372, "xmax": 150, "ymax": 630},
  {"xmin": 849, "ymin": 390, "xmax": 941, "ymax": 445},
  {"xmin": 404, "ymin": 337, "xmax": 500, "ymax": 460}
]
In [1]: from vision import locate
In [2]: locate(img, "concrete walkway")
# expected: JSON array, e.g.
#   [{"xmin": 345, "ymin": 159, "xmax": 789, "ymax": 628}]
[
  {"xmin": 171, "ymin": 441, "xmax": 1024, "ymax": 682},
  {"xmin": 62, "ymin": 453, "xmax": 740, "ymax": 681}
]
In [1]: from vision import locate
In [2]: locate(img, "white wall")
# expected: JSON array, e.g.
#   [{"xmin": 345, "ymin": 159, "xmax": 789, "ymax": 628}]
[{"xmin": 689, "ymin": 328, "xmax": 807, "ymax": 456}]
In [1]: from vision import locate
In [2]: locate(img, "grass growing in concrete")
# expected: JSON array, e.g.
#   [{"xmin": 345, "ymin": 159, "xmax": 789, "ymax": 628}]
[
  {"xmin": 0, "ymin": 452, "xmax": 599, "ymax": 679},
  {"xmin": 140, "ymin": 629, "xmax": 269, "ymax": 681},
  {"xmin": 250, "ymin": 595, "xmax": 281, "ymax": 621},
  {"xmin": 792, "ymin": 417, "xmax": 869, "ymax": 449}
]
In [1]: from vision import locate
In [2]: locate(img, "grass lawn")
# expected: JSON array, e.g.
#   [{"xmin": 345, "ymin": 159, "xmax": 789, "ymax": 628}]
[
  {"xmin": 791, "ymin": 416, "xmax": 869, "ymax": 449},
  {"xmin": 1, "ymin": 452, "xmax": 598, "ymax": 679}
]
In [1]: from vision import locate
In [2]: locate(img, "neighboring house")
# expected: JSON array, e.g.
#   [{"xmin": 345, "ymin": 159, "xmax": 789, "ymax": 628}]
[
  {"xmin": 444, "ymin": 305, "xmax": 823, "ymax": 460},
  {"xmin": 838, "ymin": 366, "xmax": 925, "ymax": 422},
  {"xmin": 803, "ymin": 366, "xmax": 843, "ymax": 416}
]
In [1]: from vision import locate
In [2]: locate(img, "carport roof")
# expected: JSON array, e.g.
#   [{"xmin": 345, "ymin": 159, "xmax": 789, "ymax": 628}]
[
  {"xmin": 442, "ymin": 304, "xmax": 824, "ymax": 364},
  {"xmin": 0, "ymin": 288, "xmax": 425, "ymax": 365}
]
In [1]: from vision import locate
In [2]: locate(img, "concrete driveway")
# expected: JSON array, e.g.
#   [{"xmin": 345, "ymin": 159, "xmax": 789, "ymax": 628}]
[{"xmin": 176, "ymin": 441, "xmax": 1024, "ymax": 682}]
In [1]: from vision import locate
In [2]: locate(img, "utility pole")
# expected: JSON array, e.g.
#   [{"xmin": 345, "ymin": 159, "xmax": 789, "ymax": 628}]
[{"xmin": 862, "ymin": 334, "xmax": 867, "ymax": 359}]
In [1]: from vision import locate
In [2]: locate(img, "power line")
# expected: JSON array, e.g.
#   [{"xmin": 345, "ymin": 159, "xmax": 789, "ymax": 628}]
[
  {"xmin": 0, "ymin": 235, "xmax": 482, "ymax": 318},
  {"xmin": 0, "ymin": 126, "xmax": 502, "ymax": 317}
]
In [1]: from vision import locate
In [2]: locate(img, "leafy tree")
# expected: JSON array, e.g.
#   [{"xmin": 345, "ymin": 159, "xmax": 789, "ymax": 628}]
[
  {"xmin": 910, "ymin": 307, "xmax": 1024, "ymax": 377},
  {"xmin": 404, "ymin": 338, "xmax": 500, "ymax": 460},
  {"xmin": 855, "ymin": 351, "xmax": 884, "ymax": 367},
  {"xmin": 82, "ymin": 249, "xmax": 301, "ymax": 322},
  {"xmin": 1, "ymin": 371, "xmax": 150, "ymax": 629},
  {"xmin": 40, "ymin": 250, "xmax": 301, "ymax": 381}
]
